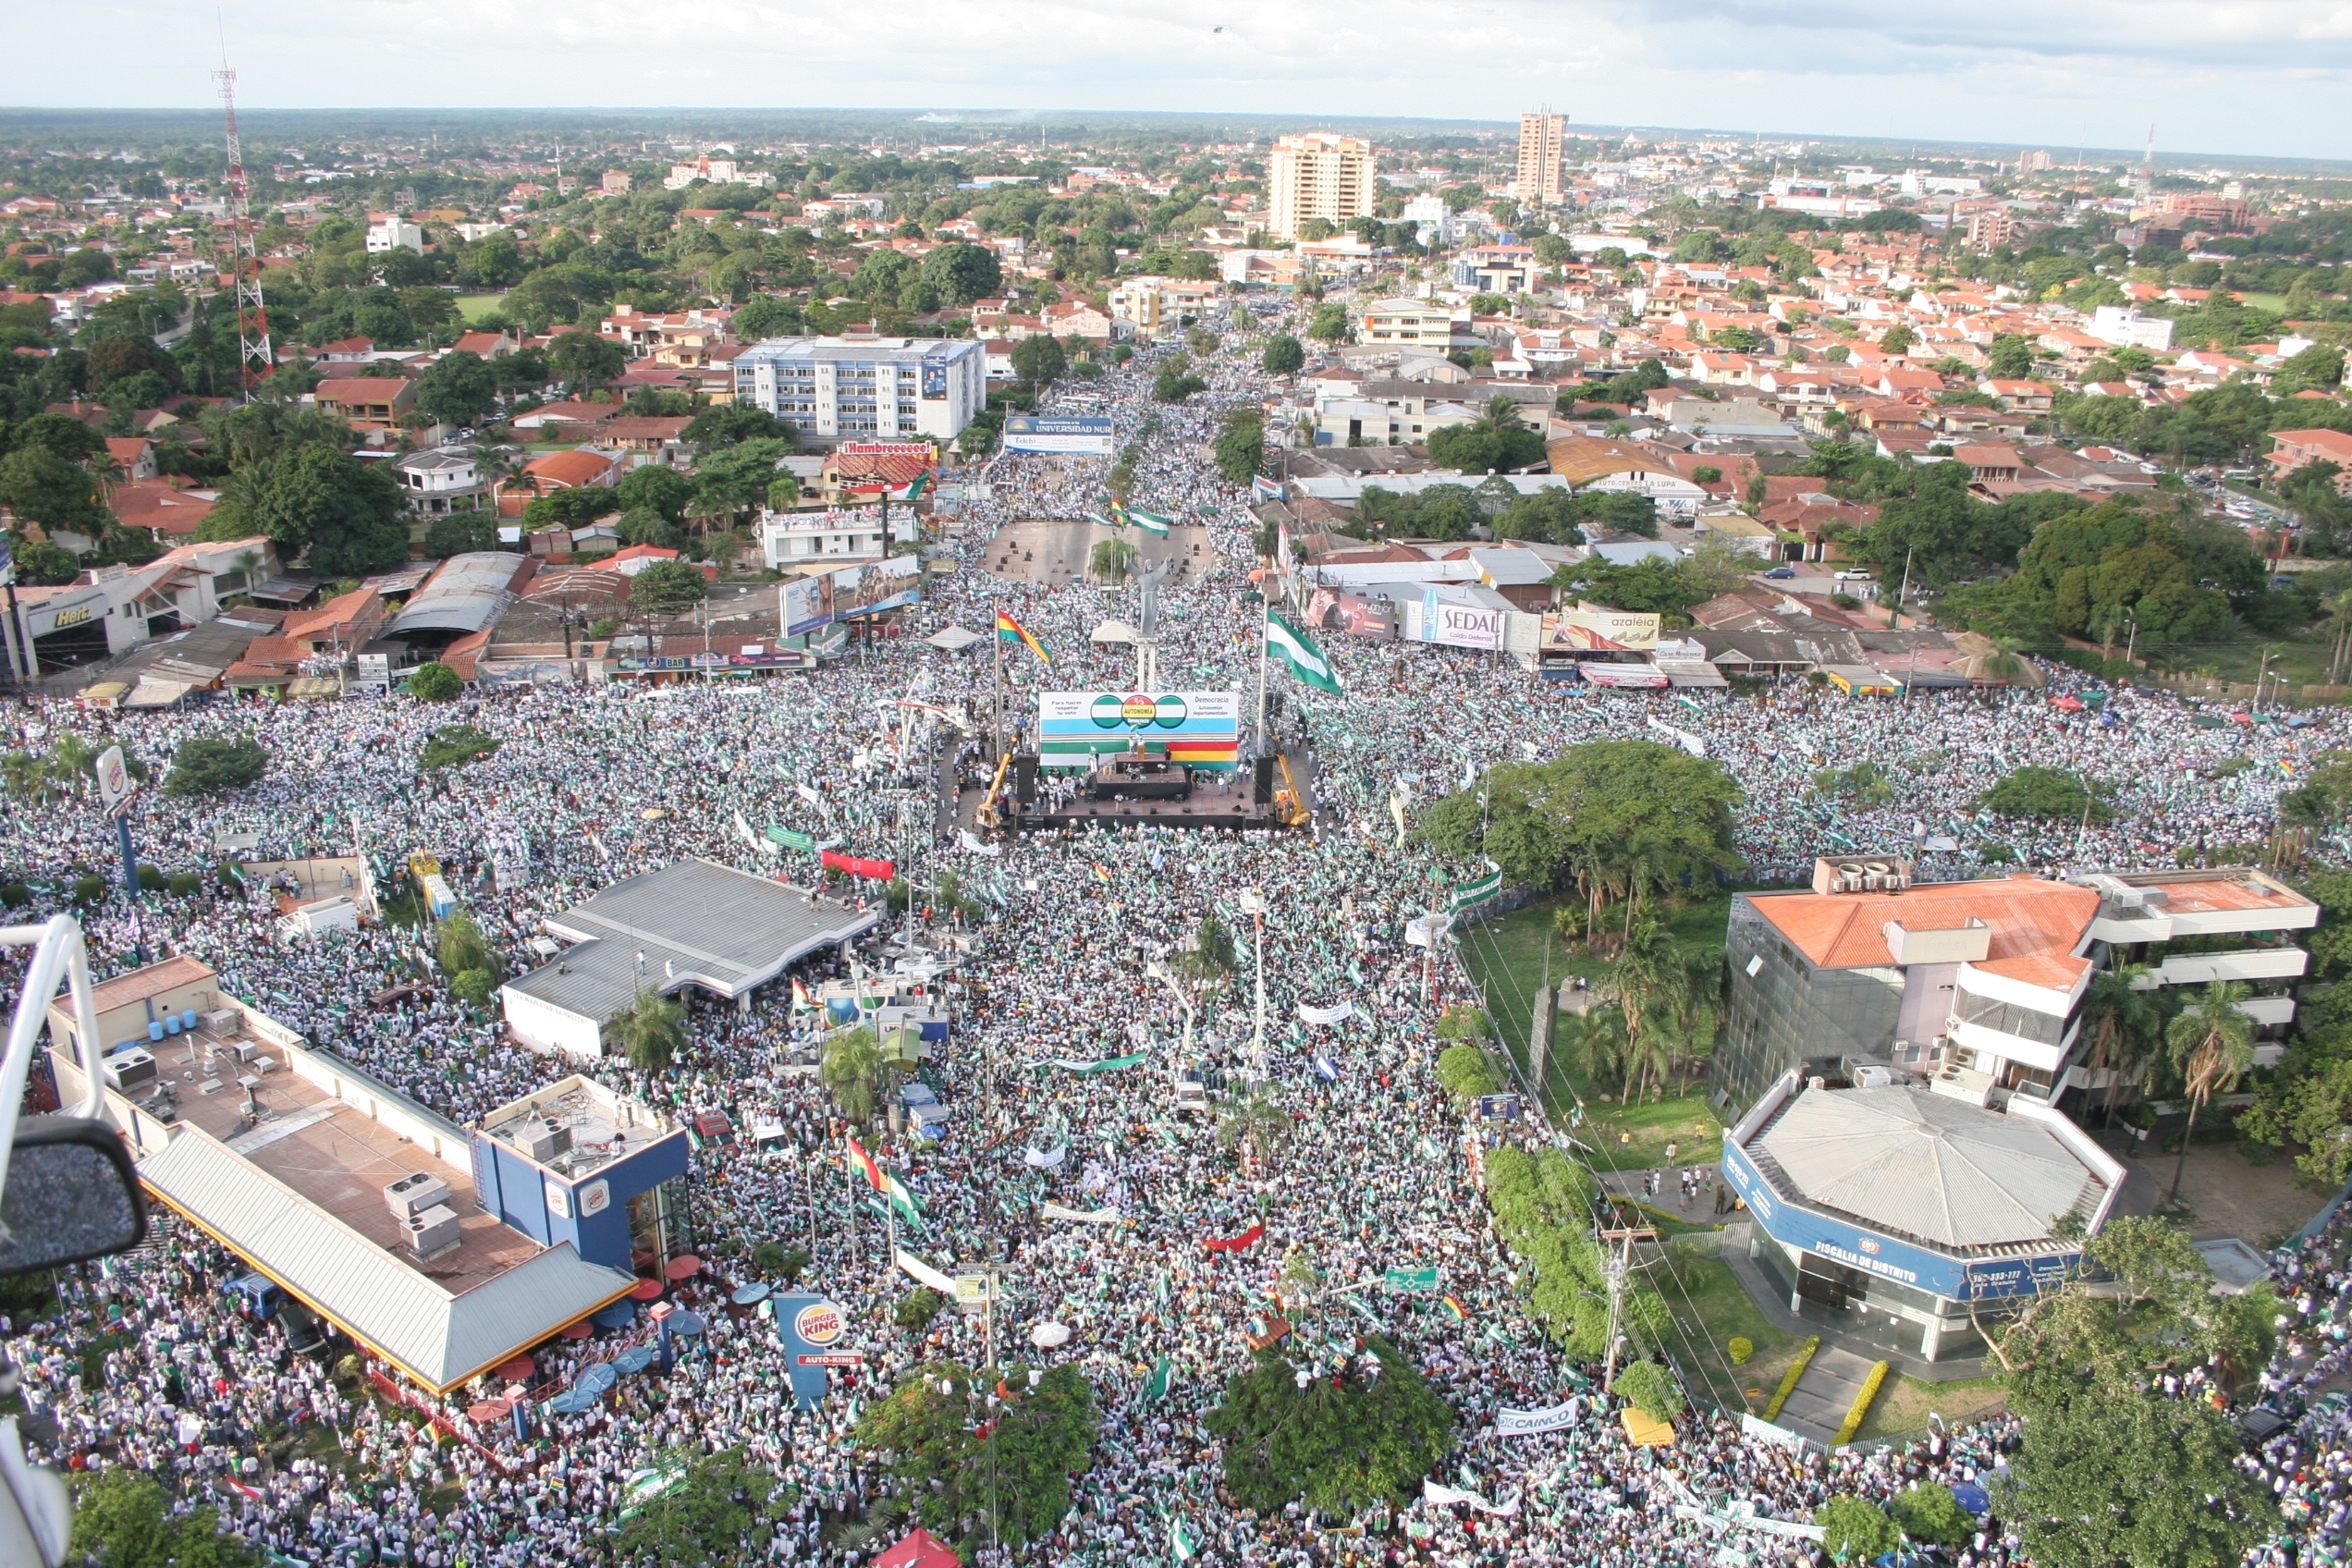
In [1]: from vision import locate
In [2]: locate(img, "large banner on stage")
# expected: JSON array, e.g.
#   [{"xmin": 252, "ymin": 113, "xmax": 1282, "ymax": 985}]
[
  {"xmin": 1037, "ymin": 690, "xmax": 1241, "ymax": 771},
  {"xmin": 1003, "ymin": 415, "xmax": 1114, "ymax": 455}
]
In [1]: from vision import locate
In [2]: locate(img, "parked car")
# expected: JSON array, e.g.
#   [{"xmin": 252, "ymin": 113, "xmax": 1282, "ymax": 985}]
[
  {"xmin": 1833, "ymin": 569, "xmax": 1873, "ymax": 581},
  {"xmin": 1763, "ymin": 566, "xmax": 1796, "ymax": 580}
]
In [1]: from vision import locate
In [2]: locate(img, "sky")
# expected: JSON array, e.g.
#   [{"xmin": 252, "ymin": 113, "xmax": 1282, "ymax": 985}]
[{"xmin": 11, "ymin": 0, "xmax": 2351, "ymax": 163}]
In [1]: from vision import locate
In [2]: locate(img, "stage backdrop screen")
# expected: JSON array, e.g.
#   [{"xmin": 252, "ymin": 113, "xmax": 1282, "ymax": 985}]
[{"xmin": 1037, "ymin": 691, "xmax": 1240, "ymax": 771}]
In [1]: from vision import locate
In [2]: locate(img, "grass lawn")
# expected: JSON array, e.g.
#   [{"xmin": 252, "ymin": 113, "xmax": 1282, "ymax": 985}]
[
  {"xmin": 454, "ymin": 291, "xmax": 509, "ymax": 323},
  {"xmin": 2154, "ymin": 626, "xmax": 2342, "ymax": 689},
  {"xmin": 1652, "ymin": 1249, "xmax": 1800, "ymax": 1414},
  {"xmin": 2236, "ymin": 292, "xmax": 2290, "ymax": 312},
  {"xmin": 1856, "ymin": 1372, "xmax": 2004, "ymax": 1442},
  {"xmin": 1458, "ymin": 890, "xmax": 1735, "ymax": 1170}
]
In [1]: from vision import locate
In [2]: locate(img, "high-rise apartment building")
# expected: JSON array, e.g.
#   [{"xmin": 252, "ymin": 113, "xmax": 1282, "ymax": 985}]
[
  {"xmin": 1513, "ymin": 112, "xmax": 1568, "ymax": 202},
  {"xmin": 1267, "ymin": 133, "xmax": 1375, "ymax": 239}
]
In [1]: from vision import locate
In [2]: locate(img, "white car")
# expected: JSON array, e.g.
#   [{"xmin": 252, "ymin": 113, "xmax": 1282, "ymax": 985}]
[{"xmin": 1833, "ymin": 569, "xmax": 1873, "ymax": 581}]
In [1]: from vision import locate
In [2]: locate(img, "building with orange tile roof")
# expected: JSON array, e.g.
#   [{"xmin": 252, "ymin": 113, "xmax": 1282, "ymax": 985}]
[{"xmin": 1715, "ymin": 859, "xmax": 2315, "ymax": 1121}]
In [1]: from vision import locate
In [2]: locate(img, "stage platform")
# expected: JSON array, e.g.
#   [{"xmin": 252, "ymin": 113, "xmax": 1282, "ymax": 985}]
[{"xmin": 971, "ymin": 748, "xmax": 1316, "ymax": 835}]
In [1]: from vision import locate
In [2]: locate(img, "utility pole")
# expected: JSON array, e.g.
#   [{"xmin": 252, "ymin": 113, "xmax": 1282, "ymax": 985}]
[
  {"xmin": 2256, "ymin": 645, "xmax": 2277, "ymax": 716},
  {"xmin": 1238, "ymin": 888, "xmax": 1268, "ymax": 1081}
]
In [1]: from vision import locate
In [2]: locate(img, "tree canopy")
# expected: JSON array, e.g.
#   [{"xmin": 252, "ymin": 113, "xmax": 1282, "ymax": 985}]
[
  {"xmin": 1419, "ymin": 740, "xmax": 1744, "ymax": 926},
  {"xmin": 195, "ymin": 440, "xmax": 407, "ymax": 577},
  {"xmin": 162, "ymin": 736, "xmax": 268, "ymax": 797},
  {"xmin": 853, "ymin": 1360, "xmax": 1096, "ymax": 1557},
  {"xmin": 1204, "ymin": 1337, "xmax": 1454, "ymax": 1514}
]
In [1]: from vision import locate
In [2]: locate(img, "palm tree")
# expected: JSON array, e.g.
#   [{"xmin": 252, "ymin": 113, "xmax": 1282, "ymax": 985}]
[
  {"xmin": 1607, "ymin": 919, "xmax": 1696, "ymax": 1103},
  {"xmin": 820, "ymin": 1024, "xmax": 885, "ymax": 1125},
  {"xmin": 1476, "ymin": 394, "xmax": 1525, "ymax": 435},
  {"xmin": 2078, "ymin": 963, "xmax": 2162, "ymax": 1127},
  {"xmin": 2163, "ymin": 981, "xmax": 2258, "ymax": 1204},
  {"xmin": 234, "ymin": 549, "xmax": 263, "ymax": 598},
  {"xmin": 1564, "ymin": 1003, "xmax": 1630, "ymax": 1092},
  {"xmin": 1217, "ymin": 1084, "xmax": 1291, "ymax": 1171},
  {"xmin": 2324, "ymin": 590, "xmax": 2352, "ymax": 686},
  {"xmin": 1089, "ymin": 537, "xmax": 1136, "ymax": 584},
  {"xmin": 611, "ymin": 986, "xmax": 688, "ymax": 1074},
  {"xmin": 1, "ymin": 751, "xmax": 51, "ymax": 803}
]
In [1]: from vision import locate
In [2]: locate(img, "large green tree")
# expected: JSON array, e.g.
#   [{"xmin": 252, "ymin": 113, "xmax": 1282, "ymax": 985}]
[
  {"xmin": 1205, "ymin": 1337, "xmax": 1453, "ymax": 1514},
  {"xmin": 196, "ymin": 442, "xmax": 407, "ymax": 575},
  {"xmin": 413, "ymin": 349, "xmax": 499, "ymax": 426},
  {"xmin": 920, "ymin": 242, "xmax": 1003, "ymax": 305},
  {"xmin": 853, "ymin": 1361, "xmax": 1096, "ymax": 1557},
  {"xmin": 1419, "ymin": 740, "xmax": 1744, "ymax": 930},
  {"xmin": 547, "ymin": 328, "xmax": 626, "ymax": 395}
]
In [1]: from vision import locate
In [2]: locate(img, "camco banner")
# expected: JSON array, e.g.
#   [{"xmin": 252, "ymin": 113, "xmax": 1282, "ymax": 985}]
[
  {"xmin": 1037, "ymin": 690, "xmax": 1241, "ymax": 771},
  {"xmin": 1297, "ymin": 999, "xmax": 1355, "ymax": 1027},
  {"xmin": 1496, "ymin": 1401, "xmax": 1583, "ymax": 1437}
]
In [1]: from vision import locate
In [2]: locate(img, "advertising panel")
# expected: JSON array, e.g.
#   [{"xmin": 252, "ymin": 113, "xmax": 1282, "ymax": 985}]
[
  {"xmin": 1036, "ymin": 690, "xmax": 1241, "ymax": 771},
  {"xmin": 920, "ymin": 360, "xmax": 949, "ymax": 399},
  {"xmin": 1003, "ymin": 415, "xmax": 1115, "ymax": 456},
  {"xmin": 1409, "ymin": 590, "xmax": 1504, "ymax": 651},
  {"xmin": 1545, "ymin": 604, "xmax": 1662, "ymax": 653},
  {"xmin": 779, "ymin": 556, "xmax": 922, "ymax": 637}
]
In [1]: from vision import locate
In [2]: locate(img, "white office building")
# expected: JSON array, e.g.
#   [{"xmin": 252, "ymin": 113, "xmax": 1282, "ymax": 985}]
[
  {"xmin": 733, "ymin": 337, "xmax": 987, "ymax": 444},
  {"xmin": 365, "ymin": 219, "xmax": 424, "ymax": 255}
]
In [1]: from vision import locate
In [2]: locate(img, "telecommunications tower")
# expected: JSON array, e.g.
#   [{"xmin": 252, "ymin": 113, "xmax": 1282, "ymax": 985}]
[{"xmin": 213, "ymin": 62, "xmax": 274, "ymax": 394}]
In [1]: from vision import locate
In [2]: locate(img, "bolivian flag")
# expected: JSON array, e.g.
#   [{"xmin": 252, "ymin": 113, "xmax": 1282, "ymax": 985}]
[
  {"xmin": 1441, "ymin": 1293, "xmax": 1470, "ymax": 1322},
  {"xmin": 846, "ymin": 1135, "xmax": 883, "ymax": 1190},
  {"xmin": 996, "ymin": 611, "xmax": 1050, "ymax": 667}
]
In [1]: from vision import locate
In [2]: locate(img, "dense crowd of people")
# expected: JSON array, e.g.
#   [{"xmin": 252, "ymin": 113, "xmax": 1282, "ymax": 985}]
[{"xmin": 0, "ymin": 300, "xmax": 2342, "ymax": 1566}]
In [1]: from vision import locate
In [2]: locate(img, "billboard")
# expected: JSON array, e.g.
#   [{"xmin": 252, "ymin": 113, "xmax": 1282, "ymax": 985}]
[
  {"xmin": 780, "ymin": 556, "xmax": 922, "ymax": 637},
  {"xmin": 1406, "ymin": 591, "xmax": 1504, "ymax": 651},
  {"xmin": 920, "ymin": 359, "xmax": 949, "ymax": 399},
  {"xmin": 1003, "ymin": 415, "xmax": 1115, "ymax": 456},
  {"xmin": 1544, "ymin": 604, "xmax": 1661, "ymax": 653},
  {"xmin": 1037, "ymin": 690, "xmax": 1241, "ymax": 771}
]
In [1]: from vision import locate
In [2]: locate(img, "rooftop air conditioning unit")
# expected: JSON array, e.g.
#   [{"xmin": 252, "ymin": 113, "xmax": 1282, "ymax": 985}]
[
  {"xmin": 104, "ymin": 1048, "xmax": 158, "ymax": 1095},
  {"xmin": 519, "ymin": 1121, "xmax": 570, "ymax": 1163},
  {"xmin": 385, "ymin": 1172, "xmax": 452, "ymax": 1222},
  {"xmin": 405, "ymin": 1204, "xmax": 461, "ymax": 1256}
]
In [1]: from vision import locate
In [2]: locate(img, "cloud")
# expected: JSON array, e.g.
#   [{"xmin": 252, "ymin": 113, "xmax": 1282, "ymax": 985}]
[{"xmin": 9, "ymin": 0, "xmax": 2347, "ymax": 160}]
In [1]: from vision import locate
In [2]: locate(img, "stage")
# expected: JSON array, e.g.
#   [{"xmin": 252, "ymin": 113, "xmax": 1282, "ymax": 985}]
[{"xmin": 967, "ymin": 748, "xmax": 1316, "ymax": 835}]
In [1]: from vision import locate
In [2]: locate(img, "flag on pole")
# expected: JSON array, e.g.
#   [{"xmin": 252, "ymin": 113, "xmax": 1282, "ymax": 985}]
[
  {"xmin": 1144, "ymin": 1354, "xmax": 1175, "ymax": 1401},
  {"xmin": 1087, "ymin": 511, "xmax": 1121, "ymax": 529},
  {"xmin": 996, "ymin": 611, "xmax": 1051, "ymax": 667},
  {"xmin": 845, "ymin": 1135, "xmax": 884, "ymax": 1192},
  {"xmin": 904, "ymin": 471, "xmax": 931, "ymax": 501},
  {"xmin": 1091, "ymin": 861, "xmax": 1113, "ymax": 885},
  {"xmin": 1127, "ymin": 508, "xmax": 1173, "ymax": 536},
  {"xmin": 1168, "ymin": 1513, "xmax": 1199, "ymax": 1562},
  {"xmin": 881, "ymin": 1170, "xmax": 924, "ymax": 1223},
  {"xmin": 1266, "ymin": 610, "xmax": 1345, "ymax": 695},
  {"xmin": 791, "ymin": 979, "xmax": 815, "ymax": 1011},
  {"xmin": 1440, "ymin": 1293, "xmax": 1471, "ymax": 1322}
]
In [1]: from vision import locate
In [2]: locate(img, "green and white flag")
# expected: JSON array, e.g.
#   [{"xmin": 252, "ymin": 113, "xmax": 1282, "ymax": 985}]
[
  {"xmin": 1168, "ymin": 1512, "xmax": 1199, "ymax": 1562},
  {"xmin": 1448, "ymin": 869, "xmax": 1504, "ymax": 913},
  {"xmin": 1144, "ymin": 1354, "xmax": 1176, "ymax": 1402},
  {"xmin": 1128, "ymin": 508, "xmax": 1173, "ymax": 536},
  {"xmin": 1266, "ymin": 610, "xmax": 1344, "ymax": 696}
]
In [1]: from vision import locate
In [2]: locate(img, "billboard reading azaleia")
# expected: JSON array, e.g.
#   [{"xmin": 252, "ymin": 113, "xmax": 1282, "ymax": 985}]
[{"xmin": 1036, "ymin": 690, "xmax": 1240, "ymax": 771}]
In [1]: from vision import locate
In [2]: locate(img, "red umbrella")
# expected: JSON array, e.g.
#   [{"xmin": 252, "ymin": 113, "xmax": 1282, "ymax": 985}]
[
  {"xmin": 561, "ymin": 1321, "xmax": 594, "ymax": 1341},
  {"xmin": 496, "ymin": 1355, "xmax": 534, "ymax": 1383},
  {"xmin": 629, "ymin": 1278, "xmax": 666, "ymax": 1301},
  {"xmin": 2050, "ymin": 695, "xmax": 2085, "ymax": 712},
  {"xmin": 663, "ymin": 1254, "xmax": 703, "ymax": 1282},
  {"xmin": 467, "ymin": 1399, "xmax": 511, "ymax": 1423}
]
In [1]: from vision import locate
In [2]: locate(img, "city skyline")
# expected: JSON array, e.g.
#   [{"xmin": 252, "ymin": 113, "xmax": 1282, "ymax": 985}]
[{"xmin": 8, "ymin": 0, "xmax": 2350, "ymax": 163}]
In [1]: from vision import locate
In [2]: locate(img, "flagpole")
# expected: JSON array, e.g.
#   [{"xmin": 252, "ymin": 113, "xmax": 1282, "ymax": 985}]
[
  {"xmin": 845, "ymin": 1142, "xmax": 861, "ymax": 1268},
  {"xmin": 1256, "ymin": 607, "xmax": 1269, "ymax": 736}
]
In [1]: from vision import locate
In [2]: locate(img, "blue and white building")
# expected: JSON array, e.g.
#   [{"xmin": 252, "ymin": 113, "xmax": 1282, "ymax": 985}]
[
  {"xmin": 1722, "ymin": 1071, "xmax": 2126, "ymax": 1362},
  {"xmin": 733, "ymin": 336, "xmax": 986, "ymax": 445}
]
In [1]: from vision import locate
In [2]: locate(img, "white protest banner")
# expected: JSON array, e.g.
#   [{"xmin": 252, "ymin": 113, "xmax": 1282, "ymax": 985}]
[
  {"xmin": 895, "ymin": 1247, "xmax": 957, "ymax": 1295},
  {"xmin": 1041, "ymin": 1202, "xmax": 1124, "ymax": 1225},
  {"xmin": 1495, "ymin": 1401, "xmax": 1582, "ymax": 1438},
  {"xmin": 959, "ymin": 829, "xmax": 1002, "ymax": 857},
  {"xmin": 1022, "ymin": 1144, "xmax": 1068, "ymax": 1170},
  {"xmin": 1297, "ymin": 998, "xmax": 1355, "ymax": 1027},
  {"xmin": 1423, "ymin": 1481, "xmax": 1519, "ymax": 1515}
]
